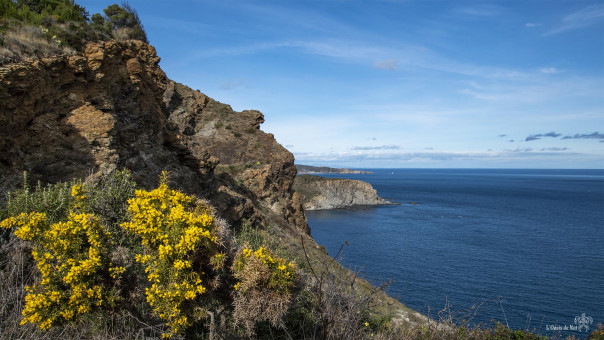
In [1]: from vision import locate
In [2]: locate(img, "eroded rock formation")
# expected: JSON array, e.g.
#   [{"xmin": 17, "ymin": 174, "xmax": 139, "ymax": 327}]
[{"xmin": 0, "ymin": 40, "xmax": 307, "ymax": 233}]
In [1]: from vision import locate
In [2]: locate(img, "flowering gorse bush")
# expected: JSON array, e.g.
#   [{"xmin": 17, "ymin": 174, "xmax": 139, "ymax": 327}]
[
  {"xmin": 121, "ymin": 173, "xmax": 225, "ymax": 338},
  {"xmin": 233, "ymin": 246, "xmax": 296, "ymax": 295},
  {"xmin": 0, "ymin": 170, "xmax": 315, "ymax": 338},
  {"xmin": 0, "ymin": 185, "xmax": 124, "ymax": 330},
  {"xmin": 232, "ymin": 245, "xmax": 298, "ymax": 335}
]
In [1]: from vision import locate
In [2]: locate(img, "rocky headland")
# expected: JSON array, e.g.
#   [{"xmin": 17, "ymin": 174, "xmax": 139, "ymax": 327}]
[{"xmin": 293, "ymin": 174, "xmax": 393, "ymax": 210}]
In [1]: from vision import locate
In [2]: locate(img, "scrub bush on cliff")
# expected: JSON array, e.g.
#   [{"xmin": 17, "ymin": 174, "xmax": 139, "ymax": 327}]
[
  {"xmin": 0, "ymin": 183, "xmax": 125, "ymax": 330},
  {"xmin": 103, "ymin": 3, "xmax": 147, "ymax": 43},
  {"xmin": 120, "ymin": 171, "xmax": 229, "ymax": 338},
  {"xmin": 232, "ymin": 244, "xmax": 299, "ymax": 336},
  {"xmin": 0, "ymin": 170, "xmax": 230, "ymax": 338},
  {"xmin": 0, "ymin": 170, "xmax": 139, "ymax": 336}
]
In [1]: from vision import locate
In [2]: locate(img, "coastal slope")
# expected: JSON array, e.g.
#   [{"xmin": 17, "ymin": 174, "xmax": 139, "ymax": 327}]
[{"xmin": 293, "ymin": 174, "xmax": 392, "ymax": 210}]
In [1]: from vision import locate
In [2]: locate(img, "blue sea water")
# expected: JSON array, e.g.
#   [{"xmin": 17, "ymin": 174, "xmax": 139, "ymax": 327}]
[{"xmin": 306, "ymin": 169, "xmax": 604, "ymax": 338}]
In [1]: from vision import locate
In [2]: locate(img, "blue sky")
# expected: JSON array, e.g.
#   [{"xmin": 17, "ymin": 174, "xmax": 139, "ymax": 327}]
[{"xmin": 79, "ymin": 0, "xmax": 604, "ymax": 168}]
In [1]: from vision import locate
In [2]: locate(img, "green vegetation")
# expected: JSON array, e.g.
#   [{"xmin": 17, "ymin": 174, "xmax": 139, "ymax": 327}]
[
  {"xmin": 0, "ymin": 0, "xmax": 147, "ymax": 64},
  {"xmin": 0, "ymin": 170, "xmax": 376, "ymax": 339}
]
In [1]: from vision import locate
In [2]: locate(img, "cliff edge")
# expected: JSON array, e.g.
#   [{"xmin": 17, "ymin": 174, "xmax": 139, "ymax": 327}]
[
  {"xmin": 0, "ymin": 40, "xmax": 307, "ymax": 233},
  {"xmin": 293, "ymin": 174, "xmax": 392, "ymax": 210}
]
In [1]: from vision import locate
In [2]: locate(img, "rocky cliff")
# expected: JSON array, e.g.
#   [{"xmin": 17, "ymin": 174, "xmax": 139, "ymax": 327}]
[
  {"xmin": 293, "ymin": 174, "xmax": 392, "ymax": 210},
  {"xmin": 0, "ymin": 40, "xmax": 420, "ymax": 327},
  {"xmin": 0, "ymin": 40, "xmax": 307, "ymax": 233}
]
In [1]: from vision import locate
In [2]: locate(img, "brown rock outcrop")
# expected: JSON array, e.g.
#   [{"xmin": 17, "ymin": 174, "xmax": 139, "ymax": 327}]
[{"xmin": 0, "ymin": 40, "xmax": 308, "ymax": 233}]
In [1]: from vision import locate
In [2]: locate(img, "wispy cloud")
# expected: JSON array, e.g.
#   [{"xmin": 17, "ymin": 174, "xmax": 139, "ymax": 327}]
[
  {"xmin": 540, "ymin": 147, "xmax": 569, "ymax": 151},
  {"xmin": 545, "ymin": 4, "xmax": 604, "ymax": 36},
  {"xmin": 194, "ymin": 34, "xmax": 533, "ymax": 81},
  {"xmin": 460, "ymin": 76, "xmax": 602, "ymax": 104},
  {"xmin": 506, "ymin": 147, "xmax": 534, "ymax": 152},
  {"xmin": 294, "ymin": 148, "xmax": 586, "ymax": 166},
  {"xmin": 561, "ymin": 132, "xmax": 604, "ymax": 140},
  {"xmin": 453, "ymin": 5, "xmax": 504, "ymax": 17},
  {"xmin": 220, "ymin": 78, "xmax": 248, "ymax": 90},
  {"xmin": 374, "ymin": 59, "xmax": 398, "ymax": 70},
  {"xmin": 525, "ymin": 22, "xmax": 542, "ymax": 28},
  {"xmin": 539, "ymin": 67, "xmax": 564, "ymax": 74},
  {"xmin": 351, "ymin": 145, "xmax": 401, "ymax": 151},
  {"xmin": 525, "ymin": 132, "xmax": 562, "ymax": 141}
]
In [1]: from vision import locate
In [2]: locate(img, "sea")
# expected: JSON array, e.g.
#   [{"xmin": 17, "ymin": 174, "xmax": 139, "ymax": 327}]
[{"xmin": 306, "ymin": 169, "xmax": 604, "ymax": 338}]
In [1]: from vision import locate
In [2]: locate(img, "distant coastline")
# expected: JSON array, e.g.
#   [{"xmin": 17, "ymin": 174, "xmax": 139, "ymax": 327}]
[
  {"xmin": 293, "ymin": 174, "xmax": 392, "ymax": 210},
  {"xmin": 296, "ymin": 164, "xmax": 373, "ymax": 174}
]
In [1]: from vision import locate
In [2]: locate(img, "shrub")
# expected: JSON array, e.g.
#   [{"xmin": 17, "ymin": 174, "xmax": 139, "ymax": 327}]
[
  {"xmin": 103, "ymin": 3, "xmax": 147, "ymax": 43},
  {"xmin": 232, "ymin": 245, "xmax": 298, "ymax": 336},
  {"xmin": 120, "ymin": 171, "xmax": 226, "ymax": 338},
  {"xmin": 2, "ymin": 172, "xmax": 72, "ymax": 224},
  {"xmin": 0, "ymin": 185, "xmax": 124, "ymax": 330}
]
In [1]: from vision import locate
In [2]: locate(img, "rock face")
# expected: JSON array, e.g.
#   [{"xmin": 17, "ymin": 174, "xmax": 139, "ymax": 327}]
[
  {"xmin": 293, "ymin": 175, "xmax": 391, "ymax": 210},
  {"xmin": 0, "ymin": 40, "xmax": 308, "ymax": 233}
]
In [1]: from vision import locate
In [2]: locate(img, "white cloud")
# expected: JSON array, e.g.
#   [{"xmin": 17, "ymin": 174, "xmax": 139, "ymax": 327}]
[
  {"xmin": 525, "ymin": 22, "xmax": 542, "ymax": 28},
  {"xmin": 374, "ymin": 59, "xmax": 398, "ymax": 70},
  {"xmin": 293, "ymin": 148, "xmax": 590, "ymax": 167},
  {"xmin": 351, "ymin": 145, "xmax": 401, "ymax": 151},
  {"xmin": 459, "ymin": 75, "xmax": 602, "ymax": 104},
  {"xmin": 539, "ymin": 67, "xmax": 564, "ymax": 74},
  {"xmin": 453, "ymin": 5, "xmax": 504, "ymax": 17},
  {"xmin": 220, "ymin": 78, "xmax": 248, "ymax": 90},
  {"xmin": 545, "ymin": 4, "xmax": 604, "ymax": 36}
]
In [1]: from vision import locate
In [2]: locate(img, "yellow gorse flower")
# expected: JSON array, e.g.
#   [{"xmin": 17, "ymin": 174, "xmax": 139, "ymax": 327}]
[
  {"xmin": 2, "ymin": 173, "xmax": 233, "ymax": 339},
  {"xmin": 0, "ymin": 185, "xmax": 123, "ymax": 330},
  {"xmin": 234, "ymin": 245, "xmax": 297, "ymax": 295},
  {"xmin": 120, "ymin": 177, "xmax": 221, "ymax": 338}
]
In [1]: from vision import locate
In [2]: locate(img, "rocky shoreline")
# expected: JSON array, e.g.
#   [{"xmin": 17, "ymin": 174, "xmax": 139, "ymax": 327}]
[{"xmin": 293, "ymin": 174, "xmax": 394, "ymax": 210}]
